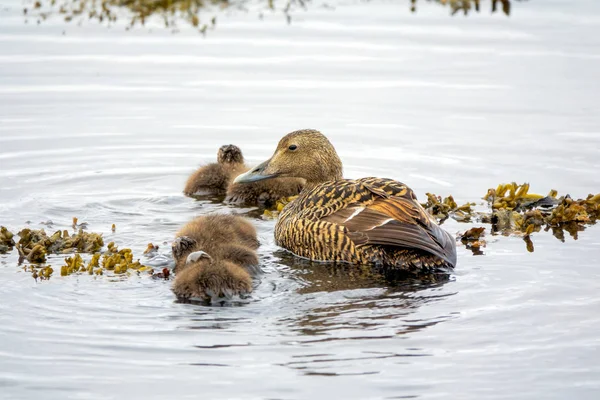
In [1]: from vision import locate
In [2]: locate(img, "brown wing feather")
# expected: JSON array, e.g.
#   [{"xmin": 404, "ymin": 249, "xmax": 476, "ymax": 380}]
[{"xmin": 322, "ymin": 182, "xmax": 456, "ymax": 266}]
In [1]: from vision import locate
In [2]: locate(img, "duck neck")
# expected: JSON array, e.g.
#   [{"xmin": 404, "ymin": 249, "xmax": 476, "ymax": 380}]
[{"xmin": 301, "ymin": 171, "xmax": 343, "ymax": 192}]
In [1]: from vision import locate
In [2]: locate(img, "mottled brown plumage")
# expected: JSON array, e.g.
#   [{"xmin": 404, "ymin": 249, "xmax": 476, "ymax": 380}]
[
  {"xmin": 171, "ymin": 214, "xmax": 260, "ymax": 301},
  {"xmin": 233, "ymin": 129, "xmax": 457, "ymax": 273},
  {"xmin": 183, "ymin": 144, "xmax": 304, "ymax": 207}
]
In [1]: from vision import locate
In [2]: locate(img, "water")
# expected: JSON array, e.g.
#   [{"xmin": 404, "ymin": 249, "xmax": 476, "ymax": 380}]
[{"xmin": 1, "ymin": 1, "xmax": 600, "ymax": 399}]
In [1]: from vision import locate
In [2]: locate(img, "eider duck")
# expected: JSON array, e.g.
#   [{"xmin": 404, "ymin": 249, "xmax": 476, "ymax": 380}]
[
  {"xmin": 183, "ymin": 144, "xmax": 304, "ymax": 207},
  {"xmin": 171, "ymin": 214, "xmax": 260, "ymax": 301},
  {"xmin": 233, "ymin": 129, "xmax": 457, "ymax": 273}
]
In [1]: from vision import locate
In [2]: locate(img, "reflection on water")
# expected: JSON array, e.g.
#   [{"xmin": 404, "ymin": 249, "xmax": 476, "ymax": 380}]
[
  {"xmin": 274, "ymin": 249, "xmax": 453, "ymax": 294},
  {"xmin": 287, "ymin": 286, "xmax": 456, "ymax": 338}
]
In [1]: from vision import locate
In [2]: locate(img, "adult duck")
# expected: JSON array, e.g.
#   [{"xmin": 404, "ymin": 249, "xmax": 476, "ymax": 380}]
[{"xmin": 233, "ymin": 129, "xmax": 457, "ymax": 273}]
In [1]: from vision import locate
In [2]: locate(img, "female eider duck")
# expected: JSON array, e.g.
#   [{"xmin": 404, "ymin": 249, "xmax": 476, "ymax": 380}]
[
  {"xmin": 171, "ymin": 214, "xmax": 260, "ymax": 301},
  {"xmin": 183, "ymin": 144, "xmax": 304, "ymax": 207},
  {"xmin": 233, "ymin": 129, "xmax": 457, "ymax": 273}
]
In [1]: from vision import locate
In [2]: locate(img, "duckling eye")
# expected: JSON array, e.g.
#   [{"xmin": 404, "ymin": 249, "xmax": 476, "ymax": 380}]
[{"xmin": 288, "ymin": 144, "xmax": 298, "ymax": 151}]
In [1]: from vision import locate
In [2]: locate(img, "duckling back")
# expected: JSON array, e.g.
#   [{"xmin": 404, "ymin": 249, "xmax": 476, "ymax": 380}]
[
  {"xmin": 225, "ymin": 178, "xmax": 305, "ymax": 208},
  {"xmin": 171, "ymin": 253, "xmax": 253, "ymax": 301},
  {"xmin": 171, "ymin": 214, "xmax": 260, "ymax": 302}
]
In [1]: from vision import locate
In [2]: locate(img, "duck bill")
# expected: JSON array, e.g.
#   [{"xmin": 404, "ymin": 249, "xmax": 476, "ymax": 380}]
[{"xmin": 233, "ymin": 159, "xmax": 279, "ymax": 184}]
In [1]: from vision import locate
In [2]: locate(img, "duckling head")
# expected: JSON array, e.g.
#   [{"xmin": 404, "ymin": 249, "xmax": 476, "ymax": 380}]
[
  {"xmin": 233, "ymin": 129, "xmax": 343, "ymax": 186},
  {"xmin": 218, "ymin": 144, "xmax": 244, "ymax": 165}
]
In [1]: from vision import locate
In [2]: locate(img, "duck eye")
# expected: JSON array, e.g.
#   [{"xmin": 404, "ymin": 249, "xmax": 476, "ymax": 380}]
[{"xmin": 288, "ymin": 144, "xmax": 298, "ymax": 151}]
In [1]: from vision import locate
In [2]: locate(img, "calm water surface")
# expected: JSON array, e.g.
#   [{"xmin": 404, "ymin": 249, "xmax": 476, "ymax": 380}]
[{"xmin": 1, "ymin": 1, "xmax": 599, "ymax": 399}]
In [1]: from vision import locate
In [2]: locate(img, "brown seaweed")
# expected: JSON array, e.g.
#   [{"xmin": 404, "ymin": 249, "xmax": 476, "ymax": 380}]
[
  {"xmin": 0, "ymin": 226, "xmax": 16, "ymax": 253},
  {"xmin": 60, "ymin": 244, "xmax": 153, "ymax": 277},
  {"xmin": 1, "ymin": 223, "xmax": 155, "ymax": 280},
  {"xmin": 482, "ymin": 183, "xmax": 600, "ymax": 251},
  {"xmin": 16, "ymin": 226, "xmax": 104, "ymax": 260},
  {"xmin": 459, "ymin": 227, "xmax": 486, "ymax": 255},
  {"xmin": 417, "ymin": 182, "xmax": 599, "ymax": 253},
  {"xmin": 420, "ymin": 193, "xmax": 475, "ymax": 223},
  {"xmin": 25, "ymin": 0, "xmax": 520, "ymax": 35},
  {"xmin": 262, "ymin": 195, "xmax": 298, "ymax": 219},
  {"xmin": 414, "ymin": 0, "xmax": 517, "ymax": 16}
]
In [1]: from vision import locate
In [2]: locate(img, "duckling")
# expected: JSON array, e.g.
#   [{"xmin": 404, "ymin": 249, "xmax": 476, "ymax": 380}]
[
  {"xmin": 171, "ymin": 214, "xmax": 260, "ymax": 301},
  {"xmin": 184, "ymin": 144, "xmax": 247, "ymax": 196},
  {"xmin": 225, "ymin": 178, "xmax": 304, "ymax": 208},
  {"xmin": 233, "ymin": 129, "xmax": 457, "ymax": 274},
  {"xmin": 183, "ymin": 144, "xmax": 304, "ymax": 207},
  {"xmin": 172, "ymin": 251, "xmax": 252, "ymax": 300}
]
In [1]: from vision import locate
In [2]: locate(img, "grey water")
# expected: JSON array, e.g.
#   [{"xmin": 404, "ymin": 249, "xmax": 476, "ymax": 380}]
[{"xmin": 0, "ymin": 1, "xmax": 599, "ymax": 399}]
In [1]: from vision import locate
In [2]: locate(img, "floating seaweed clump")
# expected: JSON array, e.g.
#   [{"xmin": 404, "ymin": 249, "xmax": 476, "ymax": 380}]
[
  {"xmin": 25, "ymin": 0, "xmax": 226, "ymax": 33},
  {"xmin": 0, "ymin": 223, "xmax": 164, "ymax": 280},
  {"xmin": 22, "ymin": 264, "xmax": 55, "ymax": 281},
  {"xmin": 413, "ymin": 0, "xmax": 516, "ymax": 16},
  {"xmin": 24, "ymin": 0, "xmax": 521, "ymax": 36},
  {"xmin": 420, "ymin": 193, "xmax": 475, "ymax": 222},
  {"xmin": 14, "ymin": 227, "xmax": 104, "ymax": 264},
  {"xmin": 459, "ymin": 227, "xmax": 486, "ymax": 255},
  {"xmin": 483, "ymin": 183, "xmax": 600, "ymax": 250},
  {"xmin": 482, "ymin": 182, "xmax": 559, "ymax": 212},
  {"xmin": 422, "ymin": 182, "xmax": 599, "ymax": 253},
  {"xmin": 262, "ymin": 195, "xmax": 298, "ymax": 219},
  {"xmin": 59, "ymin": 241, "xmax": 154, "ymax": 277},
  {"xmin": 483, "ymin": 183, "xmax": 599, "ymax": 230},
  {"xmin": 0, "ymin": 226, "xmax": 16, "ymax": 253},
  {"xmin": 143, "ymin": 243, "xmax": 159, "ymax": 255}
]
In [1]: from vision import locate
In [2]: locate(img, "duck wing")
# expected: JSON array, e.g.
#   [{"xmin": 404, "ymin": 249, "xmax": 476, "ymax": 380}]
[{"xmin": 321, "ymin": 178, "xmax": 456, "ymax": 267}]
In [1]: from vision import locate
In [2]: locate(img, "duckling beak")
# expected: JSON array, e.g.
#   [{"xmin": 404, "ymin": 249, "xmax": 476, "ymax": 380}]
[
  {"xmin": 233, "ymin": 159, "xmax": 279, "ymax": 184},
  {"xmin": 185, "ymin": 250, "xmax": 212, "ymax": 265}
]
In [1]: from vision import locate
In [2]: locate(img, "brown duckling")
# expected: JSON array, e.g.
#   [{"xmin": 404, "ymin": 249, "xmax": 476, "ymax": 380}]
[
  {"xmin": 171, "ymin": 214, "xmax": 260, "ymax": 301},
  {"xmin": 184, "ymin": 144, "xmax": 247, "ymax": 196},
  {"xmin": 183, "ymin": 144, "xmax": 304, "ymax": 207},
  {"xmin": 233, "ymin": 129, "xmax": 457, "ymax": 274},
  {"xmin": 225, "ymin": 178, "xmax": 304, "ymax": 207},
  {"xmin": 172, "ymin": 251, "xmax": 253, "ymax": 300}
]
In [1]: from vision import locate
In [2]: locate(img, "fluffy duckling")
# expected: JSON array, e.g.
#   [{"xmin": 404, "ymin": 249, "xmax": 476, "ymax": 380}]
[
  {"xmin": 184, "ymin": 145, "xmax": 247, "ymax": 196},
  {"xmin": 171, "ymin": 214, "xmax": 260, "ymax": 301},
  {"xmin": 225, "ymin": 178, "xmax": 304, "ymax": 207},
  {"xmin": 183, "ymin": 144, "xmax": 304, "ymax": 207},
  {"xmin": 233, "ymin": 129, "xmax": 457, "ymax": 274},
  {"xmin": 172, "ymin": 251, "xmax": 254, "ymax": 300}
]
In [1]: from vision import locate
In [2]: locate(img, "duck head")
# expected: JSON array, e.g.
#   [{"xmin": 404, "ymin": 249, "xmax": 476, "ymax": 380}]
[
  {"xmin": 218, "ymin": 144, "xmax": 244, "ymax": 164},
  {"xmin": 233, "ymin": 129, "xmax": 343, "ymax": 186}
]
